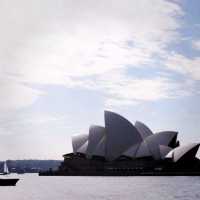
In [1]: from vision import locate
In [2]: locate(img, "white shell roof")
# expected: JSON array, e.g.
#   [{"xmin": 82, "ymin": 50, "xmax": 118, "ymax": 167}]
[
  {"xmin": 93, "ymin": 136, "xmax": 106, "ymax": 157},
  {"xmin": 166, "ymin": 143, "xmax": 200, "ymax": 162},
  {"xmin": 72, "ymin": 134, "xmax": 88, "ymax": 153},
  {"xmin": 145, "ymin": 131, "xmax": 178, "ymax": 160},
  {"xmin": 165, "ymin": 150, "xmax": 173, "ymax": 158},
  {"xmin": 70, "ymin": 111, "xmax": 186, "ymax": 161},
  {"xmin": 105, "ymin": 111, "xmax": 142, "ymax": 160},
  {"xmin": 135, "ymin": 121, "xmax": 153, "ymax": 140},
  {"xmin": 87, "ymin": 125, "xmax": 105, "ymax": 156},
  {"xmin": 136, "ymin": 141, "xmax": 152, "ymax": 158},
  {"xmin": 159, "ymin": 145, "xmax": 172, "ymax": 159},
  {"xmin": 77, "ymin": 141, "xmax": 88, "ymax": 154},
  {"xmin": 122, "ymin": 143, "xmax": 140, "ymax": 158}
]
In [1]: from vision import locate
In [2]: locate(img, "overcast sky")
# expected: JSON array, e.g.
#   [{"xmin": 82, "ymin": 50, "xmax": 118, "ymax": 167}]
[{"xmin": 0, "ymin": 0, "xmax": 200, "ymax": 160}]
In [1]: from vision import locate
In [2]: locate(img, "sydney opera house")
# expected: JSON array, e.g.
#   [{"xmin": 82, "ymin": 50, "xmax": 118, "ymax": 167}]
[{"xmin": 46, "ymin": 111, "xmax": 200, "ymax": 176}]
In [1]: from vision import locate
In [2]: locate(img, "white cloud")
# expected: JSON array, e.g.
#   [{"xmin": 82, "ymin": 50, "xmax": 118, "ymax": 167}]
[
  {"xmin": 0, "ymin": 0, "xmax": 184, "ymax": 110},
  {"xmin": 165, "ymin": 53, "xmax": 200, "ymax": 80},
  {"xmin": 192, "ymin": 40, "xmax": 200, "ymax": 51},
  {"xmin": 94, "ymin": 70, "xmax": 192, "ymax": 107},
  {"xmin": 0, "ymin": 77, "xmax": 43, "ymax": 111}
]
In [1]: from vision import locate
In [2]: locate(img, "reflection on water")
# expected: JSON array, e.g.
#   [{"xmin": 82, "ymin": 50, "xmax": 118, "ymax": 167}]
[{"xmin": 0, "ymin": 174, "xmax": 200, "ymax": 200}]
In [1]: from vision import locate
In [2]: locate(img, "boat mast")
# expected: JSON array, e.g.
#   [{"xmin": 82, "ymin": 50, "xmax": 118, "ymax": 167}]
[{"xmin": 3, "ymin": 161, "xmax": 9, "ymax": 174}]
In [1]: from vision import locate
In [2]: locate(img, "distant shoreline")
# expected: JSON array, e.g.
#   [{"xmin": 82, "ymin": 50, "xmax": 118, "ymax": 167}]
[{"xmin": 0, "ymin": 160, "xmax": 61, "ymax": 174}]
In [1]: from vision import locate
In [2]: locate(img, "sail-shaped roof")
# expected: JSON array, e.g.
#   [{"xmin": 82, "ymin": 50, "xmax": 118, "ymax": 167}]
[
  {"xmin": 87, "ymin": 125, "xmax": 105, "ymax": 156},
  {"xmin": 70, "ymin": 111, "xmax": 189, "ymax": 162},
  {"xmin": 145, "ymin": 131, "xmax": 178, "ymax": 160},
  {"xmin": 135, "ymin": 121, "xmax": 153, "ymax": 140},
  {"xmin": 122, "ymin": 143, "xmax": 140, "ymax": 158},
  {"xmin": 93, "ymin": 136, "xmax": 106, "ymax": 157},
  {"xmin": 166, "ymin": 143, "xmax": 200, "ymax": 162},
  {"xmin": 104, "ymin": 111, "xmax": 142, "ymax": 160},
  {"xmin": 72, "ymin": 134, "xmax": 88, "ymax": 153},
  {"xmin": 77, "ymin": 141, "xmax": 88, "ymax": 154},
  {"xmin": 136, "ymin": 141, "xmax": 152, "ymax": 158},
  {"xmin": 159, "ymin": 145, "xmax": 172, "ymax": 159}
]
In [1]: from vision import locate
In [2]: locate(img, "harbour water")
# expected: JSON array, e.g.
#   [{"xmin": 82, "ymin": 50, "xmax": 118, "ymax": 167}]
[{"xmin": 1, "ymin": 174, "xmax": 200, "ymax": 200}]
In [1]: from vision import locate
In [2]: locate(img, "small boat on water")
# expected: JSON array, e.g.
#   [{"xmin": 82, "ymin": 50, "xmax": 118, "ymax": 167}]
[
  {"xmin": 0, "ymin": 161, "xmax": 19, "ymax": 186},
  {"xmin": 0, "ymin": 178, "xmax": 19, "ymax": 186}
]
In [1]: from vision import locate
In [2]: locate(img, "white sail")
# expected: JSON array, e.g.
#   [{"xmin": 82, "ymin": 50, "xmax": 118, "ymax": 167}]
[{"xmin": 3, "ymin": 162, "xmax": 9, "ymax": 174}]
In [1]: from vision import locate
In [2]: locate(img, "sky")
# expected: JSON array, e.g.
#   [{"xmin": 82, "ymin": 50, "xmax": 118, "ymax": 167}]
[{"xmin": 0, "ymin": 0, "xmax": 200, "ymax": 160}]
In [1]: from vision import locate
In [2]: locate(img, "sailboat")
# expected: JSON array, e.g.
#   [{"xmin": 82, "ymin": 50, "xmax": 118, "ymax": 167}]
[
  {"xmin": 3, "ymin": 161, "xmax": 9, "ymax": 175},
  {"xmin": 0, "ymin": 161, "xmax": 19, "ymax": 186}
]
